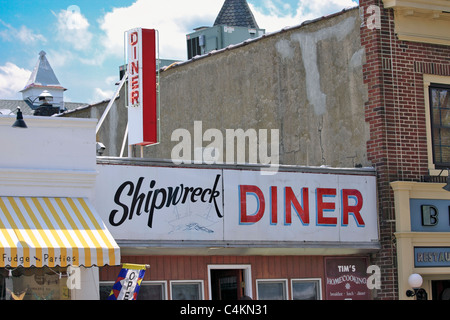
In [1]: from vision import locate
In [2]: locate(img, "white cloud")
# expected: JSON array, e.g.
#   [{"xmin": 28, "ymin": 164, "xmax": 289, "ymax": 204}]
[
  {"xmin": 78, "ymin": 53, "xmax": 108, "ymax": 66},
  {"xmin": 105, "ymin": 75, "xmax": 118, "ymax": 85},
  {"xmin": 99, "ymin": 0, "xmax": 224, "ymax": 60},
  {"xmin": 54, "ymin": 6, "xmax": 93, "ymax": 51},
  {"xmin": 250, "ymin": 0, "xmax": 359, "ymax": 33},
  {"xmin": 0, "ymin": 19, "xmax": 47, "ymax": 44},
  {"xmin": 0, "ymin": 62, "xmax": 31, "ymax": 99},
  {"xmin": 92, "ymin": 87, "xmax": 114, "ymax": 103},
  {"xmin": 45, "ymin": 49, "xmax": 75, "ymax": 68},
  {"xmin": 89, "ymin": 75, "xmax": 121, "ymax": 103},
  {"xmin": 46, "ymin": 43, "xmax": 106, "ymax": 67},
  {"xmin": 0, "ymin": 0, "xmax": 360, "ymax": 103},
  {"xmin": 97, "ymin": 0, "xmax": 358, "ymax": 61}
]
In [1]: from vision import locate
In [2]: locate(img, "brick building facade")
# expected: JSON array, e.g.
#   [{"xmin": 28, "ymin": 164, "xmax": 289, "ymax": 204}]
[
  {"xmin": 59, "ymin": 0, "xmax": 450, "ymax": 300},
  {"xmin": 360, "ymin": 0, "xmax": 450, "ymax": 299}
]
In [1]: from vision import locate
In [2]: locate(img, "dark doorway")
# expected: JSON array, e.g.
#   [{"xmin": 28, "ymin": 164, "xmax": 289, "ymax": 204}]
[
  {"xmin": 432, "ymin": 280, "xmax": 450, "ymax": 300},
  {"xmin": 210, "ymin": 269, "xmax": 245, "ymax": 300}
]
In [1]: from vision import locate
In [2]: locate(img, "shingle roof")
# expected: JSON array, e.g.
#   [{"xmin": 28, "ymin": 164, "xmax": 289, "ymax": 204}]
[
  {"xmin": 0, "ymin": 100, "xmax": 87, "ymax": 116},
  {"xmin": 214, "ymin": 0, "xmax": 259, "ymax": 29},
  {"xmin": 21, "ymin": 51, "xmax": 65, "ymax": 91}
]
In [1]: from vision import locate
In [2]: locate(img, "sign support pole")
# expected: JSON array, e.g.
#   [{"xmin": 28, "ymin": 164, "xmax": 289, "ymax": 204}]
[{"xmin": 96, "ymin": 73, "xmax": 128, "ymax": 135}]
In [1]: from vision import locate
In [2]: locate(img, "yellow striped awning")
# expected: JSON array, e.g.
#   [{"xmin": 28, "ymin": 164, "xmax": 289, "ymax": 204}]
[{"xmin": 0, "ymin": 197, "xmax": 120, "ymax": 268}]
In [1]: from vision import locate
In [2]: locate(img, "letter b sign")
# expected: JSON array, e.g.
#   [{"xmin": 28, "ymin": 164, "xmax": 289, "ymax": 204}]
[{"xmin": 421, "ymin": 205, "xmax": 438, "ymax": 226}]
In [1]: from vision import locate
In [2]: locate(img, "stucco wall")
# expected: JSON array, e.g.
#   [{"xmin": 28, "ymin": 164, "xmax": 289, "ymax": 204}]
[
  {"xmin": 66, "ymin": 8, "xmax": 370, "ymax": 168},
  {"xmin": 149, "ymin": 8, "xmax": 369, "ymax": 167},
  {"xmin": 62, "ymin": 96, "xmax": 127, "ymax": 158}
]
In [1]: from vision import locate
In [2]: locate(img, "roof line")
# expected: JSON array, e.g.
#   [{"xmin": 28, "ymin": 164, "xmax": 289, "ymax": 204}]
[
  {"xmin": 214, "ymin": 0, "xmax": 259, "ymax": 29},
  {"xmin": 20, "ymin": 84, "xmax": 67, "ymax": 92},
  {"xmin": 162, "ymin": 6, "xmax": 359, "ymax": 73}
]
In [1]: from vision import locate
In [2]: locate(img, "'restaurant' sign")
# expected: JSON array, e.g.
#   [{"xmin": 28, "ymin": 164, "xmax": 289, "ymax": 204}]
[
  {"xmin": 126, "ymin": 28, "xmax": 158, "ymax": 146},
  {"xmin": 414, "ymin": 247, "xmax": 450, "ymax": 267},
  {"xmin": 94, "ymin": 164, "xmax": 378, "ymax": 244}
]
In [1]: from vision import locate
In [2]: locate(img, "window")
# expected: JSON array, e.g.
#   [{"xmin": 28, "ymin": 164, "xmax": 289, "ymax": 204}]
[
  {"xmin": 187, "ymin": 37, "xmax": 201, "ymax": 60},
  {"xmin": 99, "ymin": 281, "xmax": 114, "ymax": 300},
  {"xmin": 256, "ymin": 279, "xmax": 287, "ymax": 300},
  {"xmin": 291, "ymin": 279, "xmax": 322, "ymax": 300},
  {"xmin": 138, "ymin": 282, "xmax": 167, "ymax": 300},
  {"xmin": 170, "ymin": 281, "xmax": 204, "ymax": 300},
  {"xmin": 0, "ymin": 267, "xmax": 70, "ymax": 300},
  {"xmin": 99, "ymin": 281, "xmax": 167, "ymax": 300},
  {"xmin": 429, "ymin": 83, "xmax": 450, "ymax": 168}
]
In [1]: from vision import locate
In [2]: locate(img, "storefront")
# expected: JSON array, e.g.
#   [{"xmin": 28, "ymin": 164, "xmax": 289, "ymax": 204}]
[
  {"xmin": 392, "ymin": 181, "xmax": 450, "ymax": 300},
  {"xmin": 96, "ymin": 158, "xmax": 379, "ymax": 300},
  {"xmin": 0, "ymin": 115, "xmax": 120, "ymax": 300}
]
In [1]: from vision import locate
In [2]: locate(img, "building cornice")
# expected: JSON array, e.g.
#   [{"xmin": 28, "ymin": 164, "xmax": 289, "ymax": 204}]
[
  {"xmin": 382, "ymin": 0, "xmax": 450, "ymax": 46},
  {"xmin": 383, "ymin": 0, "xmax": 450, "ymax": 12}
]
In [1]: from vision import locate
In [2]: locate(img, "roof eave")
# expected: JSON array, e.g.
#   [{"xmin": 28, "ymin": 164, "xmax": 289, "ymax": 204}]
[{"xmin": 20, "ymin": 84, "xmax": 68, "ymax": 92}]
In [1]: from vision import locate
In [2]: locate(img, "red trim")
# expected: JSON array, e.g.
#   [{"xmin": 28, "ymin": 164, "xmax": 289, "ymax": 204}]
[
  {"xmin": 140, "ymin": 29, "xmax": 158, "ymax": 145},
  {"xmin": 21, "ymin": 84, "xmax": 67, "ymax": 91}
]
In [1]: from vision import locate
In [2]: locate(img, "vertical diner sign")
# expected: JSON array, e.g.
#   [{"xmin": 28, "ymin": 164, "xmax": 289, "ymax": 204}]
[{"xmin": 127, "ymin": 28, "xmax": 158, "ymax": 146}]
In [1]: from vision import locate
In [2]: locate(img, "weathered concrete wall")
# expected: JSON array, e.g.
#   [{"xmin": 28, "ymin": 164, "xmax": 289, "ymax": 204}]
[
  {"xmin": 145, "ymin": 8, "xmax": 369, "ymax": 168},
  {"xmin": 64, "ymin": 8, "xmax": 369, "ymax": 168},
  {"xmin": 61, "ymin": 95, "xmax": 127, "ymax": 157}
]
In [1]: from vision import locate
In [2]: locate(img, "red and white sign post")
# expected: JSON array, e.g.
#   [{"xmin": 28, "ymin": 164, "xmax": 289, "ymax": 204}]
[{"xmin": 126, "ymin": 28, "xmax": 159, "ymax": 146}]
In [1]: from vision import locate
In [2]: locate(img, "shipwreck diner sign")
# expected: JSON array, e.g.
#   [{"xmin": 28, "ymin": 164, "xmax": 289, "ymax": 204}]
[{"xmin": 94, "ymin": 164, "xmax": 378, "ymax": 244}]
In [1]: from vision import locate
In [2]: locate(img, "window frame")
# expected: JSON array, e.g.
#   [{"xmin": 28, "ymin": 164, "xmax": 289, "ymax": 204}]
[
  {"xmin": 138, "ymin": 281, "xmax": 168, "ymax": 300},
  {"xmin": 170, "ymin": 280, "xmax": 204, "ymax": 300},
  {"xmin": 255, "ymin": 279, "xmax": 288, "ymax": 300},
  {"xmin": 99, "ymin": 281, "xmax": 114, "ymax": 300},
  {"xmin": 290, "ymin": 278, "xmax": 322, "ymax": 300},
  {"xmin": 99, "ymin": 280, "xmax": 168, "ymax": 300},
  {"xmin": 424, "ymin": 75, "xmax": 450, "ymax": 174},
  {"xmin": 429, "ymin": 83, "xmax": 450, "ymax": 169}
]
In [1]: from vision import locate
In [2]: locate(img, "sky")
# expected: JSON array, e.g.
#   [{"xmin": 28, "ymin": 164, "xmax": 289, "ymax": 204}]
[{"xmin": 0, "ymin": 0, "xmax": 358, "ymax": 104}]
